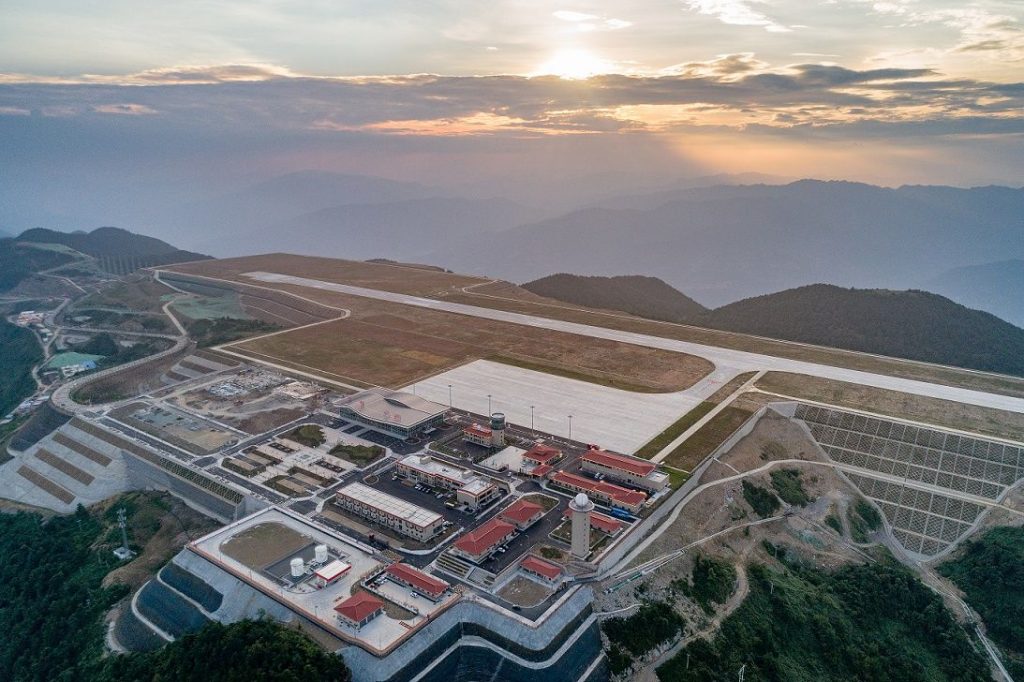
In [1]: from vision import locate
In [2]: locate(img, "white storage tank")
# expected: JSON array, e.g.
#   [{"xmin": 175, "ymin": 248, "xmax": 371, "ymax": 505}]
[
  {"xmin": 290, "ymin": 557, "xmax": 305, "ymax": 578},
  {"xmin": 314, "ymin": 544, "xmax": 329, "ymax": 564}
]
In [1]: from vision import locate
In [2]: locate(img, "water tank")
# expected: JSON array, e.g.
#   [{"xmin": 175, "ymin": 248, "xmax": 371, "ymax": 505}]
[
  {"xmin": 290, "ymin": 557, "xmax": 305, "ymax": 578},
  {"xmin": 490, "ymin": 413, "xmax": 506, "ymax": 431},
  {"xmin": 314, "ymin": 544, "xmax": 328, "ymax": 564}
]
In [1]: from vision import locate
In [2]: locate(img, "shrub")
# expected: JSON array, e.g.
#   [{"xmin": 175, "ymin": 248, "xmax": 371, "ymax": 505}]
[
  {"xmin": 741, "ymin": 480, "xmax": 780, "ymax": 518},
  {"xmin": 769, "ymin": 468, "xmax": 811, "ymax": 506}
]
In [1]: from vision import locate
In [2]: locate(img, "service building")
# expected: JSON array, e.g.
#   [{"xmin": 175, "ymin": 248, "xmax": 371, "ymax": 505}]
[{"xmin": 334, "ymin": 482, "xmax": 445, "ymax": 542}]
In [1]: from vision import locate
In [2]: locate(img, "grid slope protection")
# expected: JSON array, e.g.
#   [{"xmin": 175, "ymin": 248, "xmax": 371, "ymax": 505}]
[{"xmin": 796, "ymin": 404, "xmax": 1024, "ymax": 558}]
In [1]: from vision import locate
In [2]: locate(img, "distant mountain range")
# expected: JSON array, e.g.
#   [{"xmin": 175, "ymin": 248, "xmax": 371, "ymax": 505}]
[
  {"xmin": 926, "ymin": 260, "xmax": 1024, "ymax": 328},
  {"xmin": 438, "ymin": 181, "xmax": 1024, "ymax": 308},
  {"xmin": 4, "ymin": 172, "xmax": 1021, "ymax": 325},
  {"xmin": 194, "ymin": 194, "xmax": 545, "ymax": 260},
  {"xmin": 523, "ymin": 274, "xmax": 1024, "ymax": 377}
]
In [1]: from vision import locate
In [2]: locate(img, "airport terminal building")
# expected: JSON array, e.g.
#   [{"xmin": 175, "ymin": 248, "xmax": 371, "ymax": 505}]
[{"xmin": 338, "ymin": 389, "xmax": 448, "ymax": 440}]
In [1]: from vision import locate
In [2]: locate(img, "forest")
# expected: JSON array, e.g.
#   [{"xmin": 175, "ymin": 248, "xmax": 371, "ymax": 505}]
[
  {"xmin": 0, "ymin": 319, "xmax": 43, "ymax": 416},
  {"xmin": 938, "ymin": 526, "xmax": 1024, "ymax": 678},
  {"xmin": 657, "ymin": 557, "xmax": 990, "ymax": 682},
  {"xmin": 0, "ymin": 501, "xmax": 351, "ymax": 682},
  {"xmin": 524, "ymin": 275, "xmax": 1024, "ymax": 376}
]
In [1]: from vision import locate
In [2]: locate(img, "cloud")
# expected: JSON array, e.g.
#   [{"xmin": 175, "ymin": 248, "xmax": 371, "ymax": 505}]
[
  {"xmin": 684, "ymin": 0, "xmax": 791, "ymax": 32},
  {"xmin": 91, "ymin": 103, "xmax": 158, "ymax": 115},
  {"xmin": 0, "ymin": 60, "xmax": 1020, "ymax": 143},
  {"xmin": 552, "ymin": 9, "xmax": 632, "ymax": 31}
]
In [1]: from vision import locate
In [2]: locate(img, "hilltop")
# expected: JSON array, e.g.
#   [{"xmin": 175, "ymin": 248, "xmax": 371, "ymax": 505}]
[
  {"xmin": 0, "ymin": 227, "xmax": 209, "ymax": 292},
  {"xmin": 16, "ymin": 227, "xmax": 208, "ymax": 260},
  {"xmin": 523, "ymin": 274, "xmax": 708, "ymax": 323},
  {"xmin": 522, "ymin": 274, "xmax": 1024, "ymax": 376}
]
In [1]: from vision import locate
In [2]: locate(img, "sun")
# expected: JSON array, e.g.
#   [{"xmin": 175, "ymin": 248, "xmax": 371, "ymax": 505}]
[{"xmin": 535, "ymin": 49, "xmax": 613, "ymax": 79}]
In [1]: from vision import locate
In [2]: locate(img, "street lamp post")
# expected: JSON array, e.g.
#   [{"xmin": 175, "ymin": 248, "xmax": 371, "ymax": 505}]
[
  {"xmin": 530, "ymin": 405, "xmax": 535, "ymax": 431},
  {"xmin": 448, "ymin": 384, "xmax": 453, "ymax": 409},
  {"xmin": 487, "ymin": 394, "xmax": 492, "ymax": 415},
  {"xmin": 568, "ymin": 414, "xmax": 573, "ymax": 441}
]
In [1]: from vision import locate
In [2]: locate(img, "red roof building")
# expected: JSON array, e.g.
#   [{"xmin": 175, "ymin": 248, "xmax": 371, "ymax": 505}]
[
  {"xmin": 529, "ymin": 464, "xmax": 553, "ymax": 478},
  {"xmin": 580, "ymin": 449, "xmax": 668, "ymax": 492},
  {"xmin": 498, "ymin": 498, "xmax": 545, "ymax": 529},
  {"xmin": 385, "ymin": 563, "xmax": 449, "ymax": 601},
  {"xmin": 451, "ymin": 517, "xmax": 516, "ymax": 563},
  {"xmin": 463, "ymin": 423, "xmax": 493, "ymax": 446},
  {"xmin": 520, "ymin": 555, "xmax": 562, "ymax": 582},
  {"xmin": 550, "ymin": 471, "xmax": 647, "ymax": 512},
  {"xmin": 562, "ymin": 508, "xmax": 624, "ymax": 534},
  {"xmin": 334, "ymin": 592, "xmax": 384, "ymax": 629},
  {"xmin": 582, "ymin": 449, "xmax": 656, "ymax": 476},
  {"xmin": 523, "ymin": 444, "xmax": 563, "ymax": 465}
]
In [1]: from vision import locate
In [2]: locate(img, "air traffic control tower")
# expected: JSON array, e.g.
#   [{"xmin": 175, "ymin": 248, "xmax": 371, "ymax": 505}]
[{"xmin": 569, "ymin": 492, "xmax": 594, "ymax": 559}]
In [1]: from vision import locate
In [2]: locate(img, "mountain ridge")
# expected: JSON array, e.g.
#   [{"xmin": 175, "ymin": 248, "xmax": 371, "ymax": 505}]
[{"xmin": 521, "ymin": 273, "xmax": 1024, "ymax": 376}]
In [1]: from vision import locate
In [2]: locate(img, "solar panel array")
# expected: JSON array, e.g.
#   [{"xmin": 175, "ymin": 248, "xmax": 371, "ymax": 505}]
[{"xmin": 795, "ymin": 404, "xmax": 1024, "ymax": 558}]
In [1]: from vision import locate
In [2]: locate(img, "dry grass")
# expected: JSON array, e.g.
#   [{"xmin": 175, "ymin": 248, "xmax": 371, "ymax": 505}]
[
  {"xmin": 447, "ymin": 283, "xmax": 1024, "ymax": 399},
  {"xmin": 662, "ymin": 406, "xmax": 756, "ymax": 471},
  {"xmin": 77, "ymin": 275, "xmax": 175, "ymax": 313},
  {"xmin": 757, "ymin": 371, "xmax": 1024, "ymax": 441},
  {"xmin": 171, "ymin": 255, "xmax": 1024, "ymax": 399},
  {"xmin": 220, "ymin": 521, "xmax": 312, "ymax": 570},
  {"xmin": 229, "ymin": 289, "xmax": 712, "ymax": 391},
  {"xmin": 169, "ymin": 254, "xmax": 485, "ymax": 297}
]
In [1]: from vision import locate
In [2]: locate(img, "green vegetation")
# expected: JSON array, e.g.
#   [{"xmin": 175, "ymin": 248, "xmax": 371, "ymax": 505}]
[
  {"xmin": 636, "ymin": 401, "xmax": 715, "ymax": 458},
  {"xmin": 657, "ymin": 560, "xmax": 989, "ymax": 682},
  {"xmin": 741, "ymin": 480, "xmax": 780, "ymax": 518},
  {"xmin": 769, "ymin": 468, "xmax": 811, "ymax": 506},
  {"xmin": 328, "ymin": 442, "xmax": 384, "ymax": 465},
  {"xmin": 0, "ymin": 505, "xmax": 131, "ymax": 680},
  {"xmin": 523, "ymin": 273, "xmax": 709, "ymax": 322},
  {"xmin": 938, "ymin": 526, "xmax": 1024, "ymax": 677},
  {"xmin": 0, "ymin": 497, "xmax": 349, "ymax": 681},
  {"xmin": 0, "ymin": 320, "xmax": 42, "ymax": 416},
  {"xmin": 707, "ymin": 284, "xmax": 1024, "ymax": 377},
  {"xmin": 825, "ymin": 512, "xmax": 843, "ymax": 534},
  {"xmin": 848, "ymin": 499, "xmax": 882, "ymax": 542},
  {"xmin": 524, "ymin": 274, "xmax": 1024, "ymax": 377},
  {"xmin": 78, "ymin": 332, "xmax": 120, "ymax": 357},
  {"xmin": 605, "ymin": 643, "xmax": 634, "ymax": 676},
  {"xmin": 78, "ymin": 333, "xmax": 169, "ymax": 370},
  {"xmin": 287, "ymin": 424, "xmax": 326, "ymax": 448},
  {"xmin": 91, "ymin": 619, "xmax": 351, "ymax": 681},
  {"xmin": 674, "ymin": 554, "xmax": 737, "ymax": 613},
  {"xmin": 539, "ymin": 546, "xmax": 562, "ymax": 560},
  {"xmin": 663, "ymin": 406, "xmax": 755, "ymax": 471},
  {"xmin": 0, "ymin": 239, "xmax": 77, "ymax": 292},
  {"xmin": 187, "ymin": 318, "xmax": 279, "ymax": 347},
  {"xmin": 603, "ymin": 601, "xmax": 685, "ymax": 657},
  {"xmin": 666, "ymin": 466, "xmax": 690, "ymax": 489}
]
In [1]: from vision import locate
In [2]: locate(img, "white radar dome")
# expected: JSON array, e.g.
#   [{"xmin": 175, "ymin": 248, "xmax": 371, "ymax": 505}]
[{"xmin": 574, "ymin": 493, "xmax": 590, "ymax": 508}]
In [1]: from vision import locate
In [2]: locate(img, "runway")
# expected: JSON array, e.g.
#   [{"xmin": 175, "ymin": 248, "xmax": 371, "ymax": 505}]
[{"xmin": 243, "ymin": 271, "xmax": 1024, "ymax": 416}]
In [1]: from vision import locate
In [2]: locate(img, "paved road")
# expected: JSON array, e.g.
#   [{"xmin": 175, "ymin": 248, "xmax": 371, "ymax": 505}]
[{"xmin": 242, "ymin": 271, "xmax": 1024, "ymax": 415}]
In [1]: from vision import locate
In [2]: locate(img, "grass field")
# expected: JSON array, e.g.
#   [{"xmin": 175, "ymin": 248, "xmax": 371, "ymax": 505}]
[
  {"xmin": 169, "ymin": 253, "xmax": 485, "ymax": 297},
  {"xmin": 756, "ymin": 371, "xmax": 1024, "ymax": 441},
  {"xmin": 167, "ymin": 255, "xmax": 1024, "ymax": 399},
  {"xmin": 75, "ymin": 276, "xmax": 175, "ymax": 313},
  {"xmin": 227, "ymin": 291, "xmax": 713, "ymax": 392},
  {"xmin": 444, "ymin": 282, "xmax": 1024, "ymax": 399},
  {"xmin": 661, "ymin": 405, "xmax": 757, "ymax": 471},
  {"xmin": 635, "ymin": 402, "xmax": 716, "ymax": 458}
]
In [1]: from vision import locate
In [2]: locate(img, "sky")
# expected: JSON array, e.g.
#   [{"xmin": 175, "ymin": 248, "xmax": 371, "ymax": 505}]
[{"xmin": 1, "ymin": 0, "xmax": 1023, "ymax": 233}]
